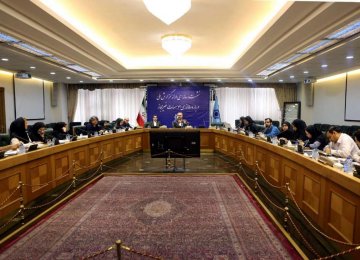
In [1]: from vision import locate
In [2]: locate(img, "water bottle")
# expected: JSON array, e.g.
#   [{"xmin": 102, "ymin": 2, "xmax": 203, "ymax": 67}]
[
  {"xmin": 272, "ymin": 137, "xmax": 278, "ymax": 145},
  {"xmin": 343, "ymin": 156, "xmax": 353, "ymax": 173},
  {"xmin": 18, "ymin": 143, "xmax": 25, "ymax": 154},
  {"xmin": 312, "ymin": 148, "xmax": 319, "ymax": 161}
]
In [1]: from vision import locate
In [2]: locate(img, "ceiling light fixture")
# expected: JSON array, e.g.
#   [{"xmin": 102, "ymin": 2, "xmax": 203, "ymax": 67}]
[
  {"xmin": 143, "ymin": 0, "xmax": 191, "ymax": 25},
  {"xmin": 30, "ymin": 66, "xmax": 36, "ymax": 69},
  {"xmin": 1, "ymin": 58, "xmax": 9, "ymax": 61},
  {"xmin": 290, "ymin": 75, "xmax": 295, "ymax": 79},
  {"xmin": 346, "ymin": 55, "xmax": 354, "ymax": 59},
  {"xmin": 321, "ymin": 64, "xmax": 328, "ymax": 68},
  {"xmin": 50, "ymin": 72, "xmax": 56, "ymax": 75},
  {"xmin": 161, "ymin": 34, "xmax": 192, "ymax": 56},
  {"xmin": 303, "ymin": 71, "xmax": 309, "ymax": 74}
]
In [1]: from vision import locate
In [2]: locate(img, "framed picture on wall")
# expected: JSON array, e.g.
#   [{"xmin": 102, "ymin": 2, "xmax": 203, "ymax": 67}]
[{"xmin": 283, "ymin": 102, "xmax": 301, "ymax": 123}]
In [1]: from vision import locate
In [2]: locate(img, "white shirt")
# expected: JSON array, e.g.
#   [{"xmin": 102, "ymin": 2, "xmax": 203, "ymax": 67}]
[{"xmin": 329, "ymin": 133, "xmax": 359, "ymax": 158}]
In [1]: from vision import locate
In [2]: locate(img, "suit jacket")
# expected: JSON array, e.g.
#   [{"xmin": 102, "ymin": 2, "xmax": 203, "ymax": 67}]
[
  {"xmin": 148, "ymin": 121, "xmax": 162, "ymax": 128},
  {"xmin": 172, "ymin": 120, "xmax": 189, "ymax": 128}
]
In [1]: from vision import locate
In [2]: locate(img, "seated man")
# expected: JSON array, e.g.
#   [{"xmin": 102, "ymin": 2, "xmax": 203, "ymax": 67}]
[
  {"xmin": 263, "ymin": 118, "xmax": 280, "ymax": 138},
  {"xmin": 324, "ymin": 126, "xmax": 359, "ymax": 158},
  {"xmin": 172, "ymin": 112, "xmax": 189, "ymax": 128},
  {"xmin": 147, "ymin": 115, "xmax": 162, "ymax": 128},
  {"xmin": 122, "ymin": 117, "xmax": 133, "ymax": 129}
]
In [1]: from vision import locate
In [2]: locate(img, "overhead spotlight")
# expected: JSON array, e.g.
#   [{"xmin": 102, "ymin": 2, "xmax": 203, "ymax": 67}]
[
  {"xmin": 321, "ymin": 64, "xmax": 328, "ymax": 68},
  {"xmin": 30, "ymin": 66, "xmax": 36, "ymax": 69},
  {"xmin": 290, "ymin": 75, "xmax": 295, "ymax": 79},
  {"xmin": 79, "ymin": 80, "xmax": 83, "ymax": 83},
  {"xmin": 346, "ymin": 55, "xmax": 354, "ymax": 59},
  {"xmin": 170, "ymin": 79, "xmax": 175, "ymax": 82},
  {"xmin": 139, "ymin": 79, "xmax": 144, "ymax": 82},
  {"xmin": 303, "ymin": 71, "xmax": 309, "ymax": 74},
  {"xmin": 279, "ymin": 79, "xmax": 284, "ymax": 82},
  {"xmin": 50, "ymin": 72, "xmax": 56, "ymax": 75},
  {"xmin": 185, "ymin": 79, "xmax": 190, "ymax": 82},
  {"xmin": 66, "ymin": 76, "xmax": 71, "ymax": 79},
  {"xmin": 1, "ymin": 58, "xmax": 9, "ymax": 61},
  {"xmin": 247, "ymin": 79, "xmax": 253, "ymax": 82},
  {"xmin": 217, "ymin": 79, "xmax": 222, "ymax": 82}
]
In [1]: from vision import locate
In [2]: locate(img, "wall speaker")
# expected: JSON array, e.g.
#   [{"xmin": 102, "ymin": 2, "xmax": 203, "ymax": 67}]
[
  {"xmin": 50, "ymin": 83, "xmax": 59, "ymax": 107},
  {"xmin": 304, "ymin": 82, "xmax": 314, "ymax": 107}
]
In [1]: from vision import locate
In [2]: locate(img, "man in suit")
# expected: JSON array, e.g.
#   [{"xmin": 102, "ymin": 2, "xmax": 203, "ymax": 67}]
[
  {"xmin": 172, "ymin": 112, "xmax": 189, "ymax": 128},
  {"xmin": 147, "ymin": 115, "xmax": 162, "ymax": 128}
]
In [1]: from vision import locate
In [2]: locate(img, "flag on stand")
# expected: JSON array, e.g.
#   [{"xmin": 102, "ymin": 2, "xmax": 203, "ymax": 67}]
[
  {"xmin": 212, "ymin": 95, "xmax": 221, "ymax": 124},
  {"xmin": 136, "ymin": 96, "xmax": 147, "ymax": 127}
]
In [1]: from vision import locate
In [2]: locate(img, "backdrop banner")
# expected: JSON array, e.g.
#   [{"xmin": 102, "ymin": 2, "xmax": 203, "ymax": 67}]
[{"xmin": 147, "ymin": 84, "xmax": 210, "ymax": 127}]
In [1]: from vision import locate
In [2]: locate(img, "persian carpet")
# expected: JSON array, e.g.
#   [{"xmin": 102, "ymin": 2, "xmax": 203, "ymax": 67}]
[{"xmin": 0, "ymin": 175, "xmax": 299, "ymax": 259}]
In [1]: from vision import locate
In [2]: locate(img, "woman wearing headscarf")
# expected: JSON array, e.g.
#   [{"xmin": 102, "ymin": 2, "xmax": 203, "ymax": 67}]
[
  {"xmin": 277, "ymin": 121, "xmax": 294, "ymax": 140},
  {"xmin": 9, "ymin": 117, "xmax": 31, "ymax": 145},
  {"xmin": 292, "ymin": 119, "xmax": 308, "ymax": 141},
  {"xmin": 52, "ymin": 122, "xmax": 69, "ymax": 140},
  {"xmin": 30, "ymin": 122, "xmax": 47, "ymax": 143},
  {"xmin": 244, "ymin": 116, "xmax": 258, "ymax": 134},
  {"xmin": 86, "ymin": 116, "xmax": 103, "ymax": 134},
  {"xmin": 305, "ymin": 125, "xmax": 327, "ymax": 150}
]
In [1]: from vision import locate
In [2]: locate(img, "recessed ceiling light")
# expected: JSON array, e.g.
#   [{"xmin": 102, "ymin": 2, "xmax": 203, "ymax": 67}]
[
  {"xmin": 217, "ymin": 79, "xmax": 222, "ymax": 82},
  {"xmin": 279, "ymin": 79, "xmax": 284, "ymax": 82},
  {"xmin": 290, "ymin": 75, "xmax": 295, "ymax": 79},
  {"xmin": 247, "ymin": 79, "xmax": 253, "ymax": 82},
  {"xmin": 185, "ymin": 79, "xmax": 190, "ymax": 82},
  {"xmin": 30, "ymin": 66, "xmax": 36, "ymax": 69},
  {"xmin": 66, "ymin": 76, "xmax": 71, "ymax": 79},
  {"xmin": 50, "ymin": 72, "xmax": 56, "ymax": 75},
  {"xmin": 170, "ymin": 79, "xmax": 175, "ymax": 82},
  {"xmin": 321, "ymin": 64, "xmax": 328, "ymax": 68},
  {"xmin": 79, "ymin": 80, "xmax": 83, "ymax": 83},
  {"xmin": 139, "ymin": 79, "xmax": 144, "ymax": 82},
  {"xmin": 303, "ymin": 71, "xmax": 309, "ymax": 74},
  {"xmin": 1, "ymin": 58, "xmax": 9, "ymax": 61},
  {"xmin": 346, "ymin": 55, "xmax": 354, "ymax": 59}
]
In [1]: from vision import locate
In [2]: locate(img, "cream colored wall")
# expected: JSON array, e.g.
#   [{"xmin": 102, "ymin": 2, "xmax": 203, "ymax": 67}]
[
  {"xmin": 0, "ymin": 71, "xmax": 68, "ymax": 132},
  {"xmin": 298, "ymin": 73, "xmax": 360, "ymax": 126}
]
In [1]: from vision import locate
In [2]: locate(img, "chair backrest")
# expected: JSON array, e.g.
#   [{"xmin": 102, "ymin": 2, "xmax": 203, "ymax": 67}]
[
  {"xmin": 320, "ymin": 124, "xmax": 330, "ymax": 133},
  {"xmin": 0, "ymin": 134, "xmax": 10, "ymax": 147},
  {"xmin": 73, "ymin": 125, "xmax": 87, "ymax": 136},
  {"xmin": 272, "ymin": 121, "xmax": 280, "ymax": 128},
  {"xmin": 349, "ymin": 125, "xmax": 360, "ymax": 137}
]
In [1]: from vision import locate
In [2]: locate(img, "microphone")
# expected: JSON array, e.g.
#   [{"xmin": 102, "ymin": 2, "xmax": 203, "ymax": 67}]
[{"xmin": 12, "ymin": 134, "xmax": 30, "ymax": 143}]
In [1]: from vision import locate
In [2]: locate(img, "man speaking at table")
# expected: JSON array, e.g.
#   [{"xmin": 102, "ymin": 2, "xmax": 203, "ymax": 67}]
[{"xmin": 172, "ymin": 112, "xmax": 189, "ymax": 128}]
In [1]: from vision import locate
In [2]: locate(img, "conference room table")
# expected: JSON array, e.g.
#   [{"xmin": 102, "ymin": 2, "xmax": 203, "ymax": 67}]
[{"xmin": 0, "ymin": 128, "xmax": 359, "ymax": 244}]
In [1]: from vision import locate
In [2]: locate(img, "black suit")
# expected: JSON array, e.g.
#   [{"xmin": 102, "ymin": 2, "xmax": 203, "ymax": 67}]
[
  {"xmin": 147, "ymin": 121, "xmax": 162, "ymax": 128},
  {"xmin": 172, "ymin": 120, "xmax": 189, "ymax": 128}
]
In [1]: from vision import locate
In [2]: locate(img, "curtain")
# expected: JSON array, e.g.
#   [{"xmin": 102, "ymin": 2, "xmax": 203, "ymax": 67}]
[
  {"xmin": 67, "ymin": 85, "xmax": 78, "ymax": 123},
  {"xmin": 216, "ymin": 87, "xmax": 282, "ymax": 127},
  {"xmin": 74, "ymin": 88, "xmax": 146, "ymax": 126}
]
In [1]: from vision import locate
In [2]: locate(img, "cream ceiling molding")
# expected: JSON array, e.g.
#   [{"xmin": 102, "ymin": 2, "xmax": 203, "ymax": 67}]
[
  {"xmin": 161, "ymin": 34, "xmax": 192, "ymax": 56},
  {"xmin": 143, "ymin": 0, "xmax": 191, "ymax": 25}
]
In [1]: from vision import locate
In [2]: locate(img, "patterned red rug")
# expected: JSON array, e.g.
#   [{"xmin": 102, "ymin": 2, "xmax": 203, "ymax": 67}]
[{"xmin": 0, "ymin": 175, "xmax": 300, "ymax": 259}]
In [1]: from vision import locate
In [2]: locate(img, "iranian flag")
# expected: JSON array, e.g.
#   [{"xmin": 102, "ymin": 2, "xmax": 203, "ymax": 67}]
[{"xmin": 136, "ymin": 96, "xmax": 146, "ymax": 127}]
